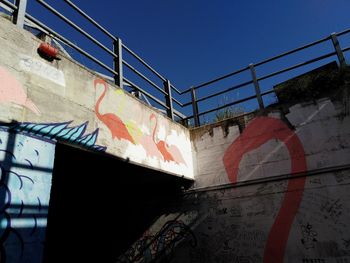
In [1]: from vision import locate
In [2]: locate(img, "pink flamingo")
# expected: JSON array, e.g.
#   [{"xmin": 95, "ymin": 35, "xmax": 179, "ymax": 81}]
[
  {"xmin": 94, "ymin": 79, "xmax": 135, "ymax": 144},
  {"xmin": 150, "ymin": 113, "xmax": 175, "ymax": 162},
  {"xmin": 149, "ymin": 114, "xmax": 186, "ymax": 165},
  {"xmin": 223, "ymin": 117, "xmax": 307, "ymax": 263},
  {"xmin": 165, "ymin": 144, "xmax": 187, "ymax": 165},
  {"xmin": 139, "ymin": 133, "xmax": 164, "ymax": 160},
  {"xmin": 0, "ymin": 67, "xmax": 40, "ymax": 115}
]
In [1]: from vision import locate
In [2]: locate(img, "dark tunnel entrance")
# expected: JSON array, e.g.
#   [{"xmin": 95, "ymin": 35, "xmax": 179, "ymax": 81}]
[{"xmin": 43, "ymin": 142, "xmax": 192, "ymax": 263}]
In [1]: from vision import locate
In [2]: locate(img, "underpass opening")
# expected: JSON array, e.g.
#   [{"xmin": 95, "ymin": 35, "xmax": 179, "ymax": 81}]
[{"xmin": 43, "ymin": 142, "xmax": 192, "ymax": 263}]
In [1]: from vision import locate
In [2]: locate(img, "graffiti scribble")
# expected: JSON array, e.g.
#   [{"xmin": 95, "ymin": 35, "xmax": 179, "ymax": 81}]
[
  {"xmin": 117, "ymin": 220, "xmax": 196, "ymax": 263},
  {"xmin": 301, "ymin": 223, "xmax": 318, "ymax": 249}
]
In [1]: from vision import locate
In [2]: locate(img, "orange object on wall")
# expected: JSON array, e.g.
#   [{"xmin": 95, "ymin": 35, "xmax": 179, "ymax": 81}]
[{"xmin": 38, "ymin": 42, "xmax": 58, "ymax": 58}]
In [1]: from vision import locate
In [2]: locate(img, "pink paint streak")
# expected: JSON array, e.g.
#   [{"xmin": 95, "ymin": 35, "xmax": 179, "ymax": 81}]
[
  {"xmin": 0, "ymin": 67, "xmax": 40, "ymax": 115},
  {"xmin": 223, "ymin": 117, "xmax": 307, "ymax": 263},
  {"xmin": 140, "ymin": 134, "xmax": 164, "ymax": 160}
]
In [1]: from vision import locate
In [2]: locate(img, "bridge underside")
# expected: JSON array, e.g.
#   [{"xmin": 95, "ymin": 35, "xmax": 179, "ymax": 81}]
[{"xmin": 44, "ymin": 142, "xmax": 192, "ymax": 263}]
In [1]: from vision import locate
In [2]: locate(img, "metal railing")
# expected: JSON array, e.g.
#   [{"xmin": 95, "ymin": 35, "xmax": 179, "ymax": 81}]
[
  {"xmin": 178, "ymin": 30, "xmax": 350, "ymax": 127},
  {"xmin": 0, "ymin": 0, "xmax": 185, "ymax": 120},
  {"xmin": 1, "ymin": 0, "xmax": 350, "ymax": 128}
]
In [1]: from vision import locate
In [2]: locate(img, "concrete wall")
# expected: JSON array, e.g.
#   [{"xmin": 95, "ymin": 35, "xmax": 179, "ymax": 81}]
[
  {"xmin": 0, "ymin": 16, "xmax": 193, "ymax": 180},
  {"xmin": 0, "ymin": 126, "xmax": 55, "ymax": 262},
  {"xmin": 191, "ymin": 96, "xmax": 350, "ymax": 189},
  {"xmin": 120, "ymin": 168, "xmax": 350, "ymax": 263},
  {"xmin": 117, "ymin": 91, "xmax": 350, "ymax": 262}
]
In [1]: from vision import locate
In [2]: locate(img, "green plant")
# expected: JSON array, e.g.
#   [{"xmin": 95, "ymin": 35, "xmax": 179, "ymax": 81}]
[{"xmin": 213, "ymin": 105, "xmax": 245, "ymax": 122}]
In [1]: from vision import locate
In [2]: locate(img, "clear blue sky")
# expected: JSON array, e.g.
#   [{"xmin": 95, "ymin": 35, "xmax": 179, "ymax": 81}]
[{"xmin": 24, "ymin": 0, "xmax": 350, "ymax": 121}]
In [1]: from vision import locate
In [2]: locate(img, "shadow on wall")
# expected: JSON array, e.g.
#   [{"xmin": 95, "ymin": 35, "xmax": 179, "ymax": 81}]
[
  {"xmin": 43, "ymin": 142, "xmax": 192, "ymax": 263},
  {"xmin": 0, "ymin": 124, "xmax": 54, "ymax": 263}
]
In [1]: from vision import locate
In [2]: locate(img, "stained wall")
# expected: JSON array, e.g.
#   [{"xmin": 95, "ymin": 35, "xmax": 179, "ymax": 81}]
[
  {"xmin": 0, "ymin": 16, "xmax": 193, "ymax": 180},
  {"xmin": 118, "ymin": 92, "xmax": 350, "ymax": 262}
]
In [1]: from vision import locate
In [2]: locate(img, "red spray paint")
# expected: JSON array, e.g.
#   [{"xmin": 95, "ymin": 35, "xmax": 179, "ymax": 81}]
[{"xmin": 223, "ymin": 117, "xmax": 307, "ymax": 263}]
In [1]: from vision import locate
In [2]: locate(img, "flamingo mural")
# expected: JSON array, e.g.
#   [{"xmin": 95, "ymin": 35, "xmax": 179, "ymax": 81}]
[
  {"xmin": 0, "ymin": 67, "xmax": 40, "ymax": 115},
  {"xmin": 93, "ymin": 78, "xmax": 186, "ymax": 165},
  {"xmin": 114, "ymin": 89, "xmax": 143, "ymax": 144},
  {"xmin": 150, "ymin": 114, "xmax": 186, "ymax": 165},
  {"xmin": 94, "ymin": 78, "xmax": 135, "ymax": 144},
  {"xmin": 113, "ymin": 87, "xmax": 164, "ymax": 160},
  {"xmin": 223, "ymin": 116, "xmax": 307, "ymax": 263}
]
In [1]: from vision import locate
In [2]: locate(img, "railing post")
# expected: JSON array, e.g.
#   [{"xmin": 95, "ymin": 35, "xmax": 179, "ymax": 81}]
[
  {"xmin": 164, "ymin": 79, "xmax": 174, "ymax": 120},
  {"xmin": 331, "ymin": 33, "xmax": 346, "ymax": 69},
  {"xmin": 191, "ymin": 87, "xmax": 200, "ymax": 127},
  {"xmin": 249, "ymin": 63, "xmax": 264, "ymax": 110},
  {"xmin": 13, "ymin": 0, "xmax": 27, "ymax": 28},
  {"xmin": 113, "ymin": 37, "xmax": 123, "ymax": 88}
]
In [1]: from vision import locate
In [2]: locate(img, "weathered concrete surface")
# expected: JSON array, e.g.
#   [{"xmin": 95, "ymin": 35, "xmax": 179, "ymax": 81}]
[
  {"xmin": 2, "ymin": 12, "xmax": 350, "ymax": 263},
  {"xmin": 191, "ymin": 96, "xmax": 350, "ymax": 188},
  {"xmin": 120, "ymin": 169, "xmax": 350, "ymax": 263},
  {"xmin": 118, "ymin": 82, "xmax": 350, "ymax": 262},
  {"xmin": 0, "ymin": 16, "xmax": 193, "ymax": 180}
]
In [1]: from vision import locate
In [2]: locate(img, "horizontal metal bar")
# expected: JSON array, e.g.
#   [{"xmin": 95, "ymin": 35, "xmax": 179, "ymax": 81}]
[
  {"xmin": 123, "ymin": 78, "xmax": 169, "ymax": 109},
  {"xmin": 172, "ymin": 97, "xmax": 183, "ymax": 107},
  {"xmin": 170, "ymin": 83, "xmax": 182, "ymax": 95},
  {"xmin": 342, "ymin": 46, "xmax": 350, "ymax": 52},
  {"xmin": 196, "ymin": 80, "xmax": 253, "ymax": 104},
  {"xmin": 260, "ymin": 89, "xmax": 275, "ymax": 96},
  {"xmin": 36, "ymin": 0, "xmax": 117, "ymax": 59},
  {"xmin": 173, "ymin": 108, "xmax": 187, "ymax": 119},
  {"xmin": 199, "ymin": 94, "xmax": 258, "ymax": 117},
  {"xmin": 254, "ymin": 36, "xmax": 331, "ymax": 67},
  {"xmin": 63, "ymin": 0, "xmax": 117, "ymax": 41},
  {"xmin": 0, "ymin": 0, "xmax": 17, "ymax": 10},
  {"xmin": 182, "ymin": 101, "xmax": 193, "ymax": 108},
  {"xmin": 182, "ymin": 94, "xmax": 257, "ymax": 121},
  {"xmin": 257, "ymin": 51, "xmax": 336, "ymax": 82},
  {"xmin": 182, "ymin": 29, "xmax": 346, "ymax": 96},
  {"xmin": 336, "ymin": 28, "xmax": 350, "ymax": 37},
  {"xmin": 122, "ymin": 44, "xmax": 167, "ymax": 82},
  {"xmin": 25, "ymin": 14, "xmax": 118, "ymax": 76},
  {"xmin": 186, "ymin": 66, "xmax": 250, "ymax": 93},
  {"xmin": 183, "ymin": 89, "xmax": 276, "ymax": 121},
  {"xmin": 122, "ymin": 60, "xmax": 167, "ymax": 95}
]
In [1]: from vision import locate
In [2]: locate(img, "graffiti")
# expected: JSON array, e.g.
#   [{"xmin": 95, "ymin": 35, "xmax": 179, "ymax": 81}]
[
  {"xmin": 0, "ymin": 67, "xmax": 40, "ymax": 115},
  {"xmin": 320, "ymin": 198, "xmax": 343, "ymax": 224},
  {"xmin": 10, "ymin": 121, "xmax": 106, "ymax": 152},
  {"xmin": 229, "ymin": 206, "xmax": 243, "ymax": 217},
  {"xmin": 301, "ymin": 223, "xmax": 318, "ymax": 249},
  {"xmin": 309, "ymin": 177, "xmax": 322, "ymax": 185},
  {"xmin": 117, "ymin": 220, "xmax": 196, "ymax": 263},
  {"xmin": 94, "ymin": 78, "xmax": 135, "ymax": 144},
  {"xmin": 19, "ymin": 55, "xmax": 66, "ymax": 87},
  {"xmin": 0, "ymin": 127, "xmax": 55, "ymax": 263},
  {"xmin": 223, "ymin": 116, "xmax": 307, "ymax": 263},
  {"xmin": 94, "ymin": 78, "xmax": 186, "ymax": 165},
  {"xmin": 334, "ymin": 171, "xmax": 350, "ymax": 183},
  {"xmin": 216, "ymin": 207, "xmax": 228, "ymax": 216},
  {"xmin": 343, "ymin": 239, "xmax": 350, "ymax": 249},
  {"xmin": 0, "ymin": 119, "xmax": 105, "ymax": 263}
]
